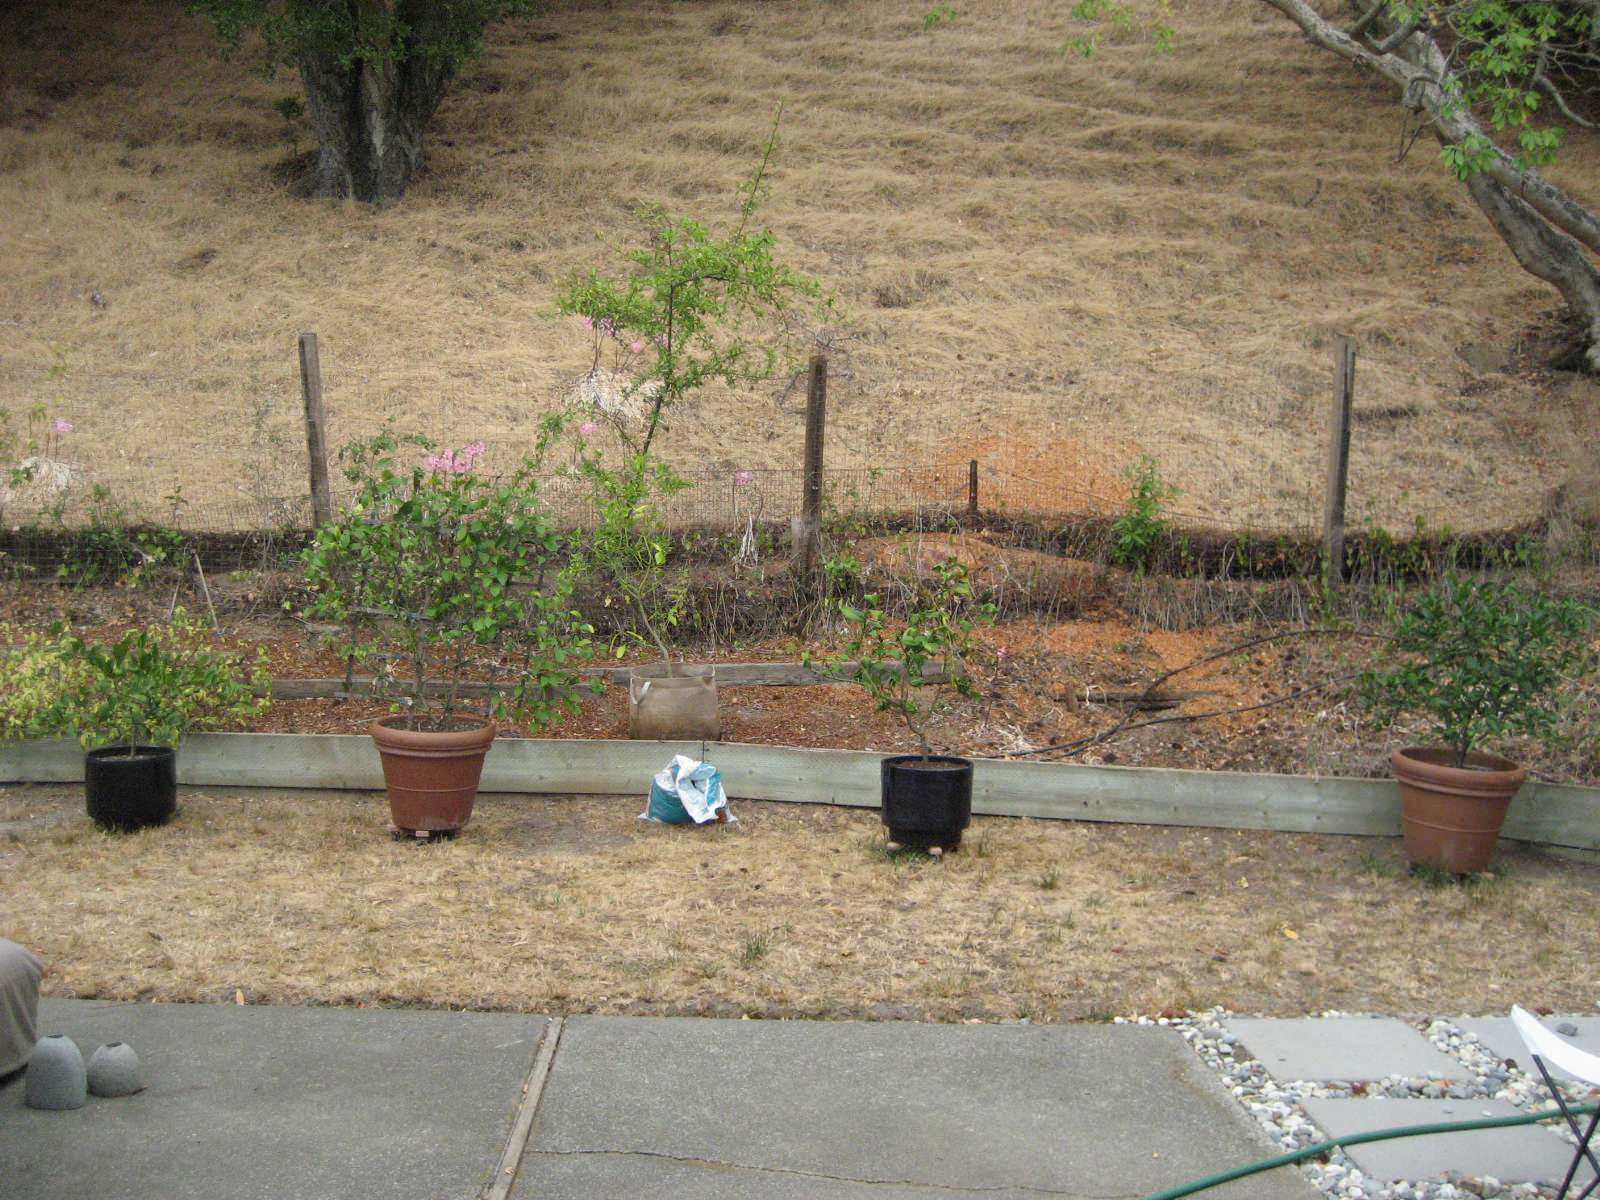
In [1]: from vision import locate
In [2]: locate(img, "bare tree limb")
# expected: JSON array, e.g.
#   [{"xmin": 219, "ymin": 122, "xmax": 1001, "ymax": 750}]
[
  {"xmin": 1346, "ymin": 0, "xmax": 1387, "ymax": 40},
  {"xmin": 993, "ymin": 668, "xmax": 1368, "ymax": 762},
  {"xmin": 993, "ymin": 628, "xmax": 1385, "ymax": 761},
  {"xmin": 1260, "ymin": 0, "xmax": 1600, "ymax": 256},
  {"xmin": 1534, "ymin": 72, "xmax": 1598, "ymax": 130}
]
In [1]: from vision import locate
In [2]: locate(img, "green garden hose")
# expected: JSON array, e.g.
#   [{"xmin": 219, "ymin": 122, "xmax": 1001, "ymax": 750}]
[{"xmin": 1140, "ymin": 1102, "xmax": 1599, "ymax": 1200}]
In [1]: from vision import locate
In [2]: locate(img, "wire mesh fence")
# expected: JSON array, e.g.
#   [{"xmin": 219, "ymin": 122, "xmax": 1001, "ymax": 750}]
[{"xmin": 0, "ymin": 345, "xmax": 1549, "ymax": 556}]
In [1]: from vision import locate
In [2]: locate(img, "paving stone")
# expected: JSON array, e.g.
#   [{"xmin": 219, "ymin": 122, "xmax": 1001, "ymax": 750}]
[
  {"xmin": 515, "ymin": 1015, "xmax": 1314, "ymax": 1200},
  {"xmin": 1302, "ymin": 1097, "xmax": 1595, "ymax": 1186},
  {"xmin": 0, "ymin": 999, "xmax": 547, "ymax": 1200},
  {"xmin": 1458, "ymin": 1016, "xmax": 1600, "ymax": 1083},
  {"xmin": 1226, "ymin": 1017, "xmax": 1466, "ymax": 1082}
]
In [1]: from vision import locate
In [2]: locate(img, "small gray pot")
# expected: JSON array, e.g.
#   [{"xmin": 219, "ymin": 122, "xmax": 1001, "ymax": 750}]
[
  {"xmin": 87, "ymin": 1042, "xmax": 143, "ymax": 1097},
  {"xmin": 25, "ymin": 1034, "xmax": 86, "ymax": 1110}
]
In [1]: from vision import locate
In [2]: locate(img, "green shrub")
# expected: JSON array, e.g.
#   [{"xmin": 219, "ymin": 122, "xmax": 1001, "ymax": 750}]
[
  {"xmin": 0, "ymin": 613, "xmax": 270, "ymax": 751},
  {"xmin": 1109, "ymin": 454, "xmax": 1176, "ymax": 569},
  {"xmin": 1360, "ymin": 577, "xmax": 1595, "ymax": 767}
]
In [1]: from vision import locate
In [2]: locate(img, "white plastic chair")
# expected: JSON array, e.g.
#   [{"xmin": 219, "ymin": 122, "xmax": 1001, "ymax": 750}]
[{"xmin": 1512, "ymin": 1005, "xmax": 1600, "ymax": 1200}]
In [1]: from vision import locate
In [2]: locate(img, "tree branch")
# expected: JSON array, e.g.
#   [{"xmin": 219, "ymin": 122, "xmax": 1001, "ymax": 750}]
[
  {"xmin": 994, "ymin": 628, "xmax": 1384, "ymax": 761},
  {"xmin": 1259, "ymin": 0, "xmax": 1600, "ymax": 256},
  {"xmin": 1346, "ymin": 0, "xmax": 1386, "ymax": 40}
]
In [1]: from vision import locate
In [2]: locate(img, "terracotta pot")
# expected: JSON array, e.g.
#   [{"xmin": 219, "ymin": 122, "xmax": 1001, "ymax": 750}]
[
  {"xmin": 370, "ymin": 715, "xmax": 495, "ymax": 836},
  {"xmin": 880, "ymin": 755, "xmax": 973, "ymax": 853},
  {"xmin": 1391, "ymin": 746, "xmax": 1526, "ymax": 874}
]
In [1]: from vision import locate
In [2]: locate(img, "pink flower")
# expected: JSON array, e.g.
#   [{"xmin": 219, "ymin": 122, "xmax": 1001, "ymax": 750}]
[
  {"xmin": 599, "ymin": 317, "xmax": 618, "ymax": 339},
  {"xmin": 629, "ymin": 339, "xmax": 645, "ymax": 354},
  {"xmin": 462, "ymin": 440, "xmax": 486, "ymax": 459},
  {"xmin": 578, "ymin": 421, "xmax": 598, "ymax": 436},
  {"xmin": 52, "ymin": 418, "xmax": 72, "ymax": 434},
  {"xmin": 424, "ymin": 451, "xmax": 452, "ymax": 473},
  {"xmin": 579, "ymin": 316, "xmax": 593, "ymax": 329},
  {"xmin": 734, "ymin": 470, "xmax": 755, "ymax": 486}
]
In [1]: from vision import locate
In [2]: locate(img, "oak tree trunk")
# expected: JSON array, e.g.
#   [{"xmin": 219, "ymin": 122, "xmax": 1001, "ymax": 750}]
[
  {"xmin": 1460, "ymin": 166, "xmax": 1600, "ymax": 371},
  {"xmin": 296, "ymin": 36, "xmax": 451, "ymax": 205}
]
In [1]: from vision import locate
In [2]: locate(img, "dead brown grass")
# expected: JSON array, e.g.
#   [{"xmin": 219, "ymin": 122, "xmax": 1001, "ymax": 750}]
[
  {"xmin": 2, "ymin": 0, "xmax": 1597, "ymax": 532},
  {"xmin": 5, "ymin": 785, "xmax": 1597, "ymax": 1018}
]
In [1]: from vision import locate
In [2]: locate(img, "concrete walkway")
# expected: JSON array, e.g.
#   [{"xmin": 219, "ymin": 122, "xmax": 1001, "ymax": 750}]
[
  {"xmin": 5, "ymin": 1002, "xmax": 1596, "ymax": 1200},
  {"xmin": 3, "ymin": 1000, "xmax": 1309, "ymax": 1200}
]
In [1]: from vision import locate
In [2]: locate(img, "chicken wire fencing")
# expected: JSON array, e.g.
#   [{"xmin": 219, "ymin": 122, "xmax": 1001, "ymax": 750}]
[{"xmin": 0, "ymin": 349, "xmax": 1545, "ymax": 571}]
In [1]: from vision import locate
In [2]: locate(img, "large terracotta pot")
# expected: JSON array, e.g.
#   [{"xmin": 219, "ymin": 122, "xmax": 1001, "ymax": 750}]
[
  {"xmin": 370, "ymin": 715, "xmax": 496, "ymax": 836},
  {"xmin": 1391, "ymin": 746, "xmax": 1526, "ymax": 874}
]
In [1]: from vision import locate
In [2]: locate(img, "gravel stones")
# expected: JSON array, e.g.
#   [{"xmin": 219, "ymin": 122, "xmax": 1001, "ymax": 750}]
[{"xmin": 1122, "ymin": 1009, "xmax": 1600, "ymax": 1200}]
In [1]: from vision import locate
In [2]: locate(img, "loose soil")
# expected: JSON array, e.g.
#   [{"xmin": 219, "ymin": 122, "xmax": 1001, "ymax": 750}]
[{"xmin": 5, "ymin": 785, "xmax": 1597, "ymax": 1020}]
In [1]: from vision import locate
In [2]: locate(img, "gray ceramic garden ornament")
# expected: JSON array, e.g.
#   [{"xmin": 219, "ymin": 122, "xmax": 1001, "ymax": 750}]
[
  {"xmin": 87, "ymin": 1042, "xmax": 142, "ymax": 1097},
  {"xmin": 25, "ymin": 1034, "xmax": 86, "ymax": 1110}
]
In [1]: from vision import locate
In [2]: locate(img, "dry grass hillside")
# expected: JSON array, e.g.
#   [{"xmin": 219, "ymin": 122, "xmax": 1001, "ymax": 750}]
[{"xmin": 1, "ymin": 0, "xmax": 1597, "ymax": 533}]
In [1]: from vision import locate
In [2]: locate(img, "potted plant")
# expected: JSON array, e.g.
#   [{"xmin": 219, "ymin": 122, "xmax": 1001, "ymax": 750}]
[
  {"xmin": 552, "ymin": 123, "xmax": 832, "ymax": 740},
  {"xmin": 302, "ymin": 426, "xmax": 597, "ymax": 837},
  {"xmin": 1361, "ymin": 576, "xmax": 1595, "ymax": 873},
  {"xmin": 812, "ymin": 557, "xmax": 996, "ymax": 856},
  {"xmin": 0, "ymin": 613, "xmax": 269, "ymax": 831}
]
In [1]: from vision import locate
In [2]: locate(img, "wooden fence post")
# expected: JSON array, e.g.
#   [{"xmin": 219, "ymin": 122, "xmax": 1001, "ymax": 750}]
[
  {"xmin": 967, "ymin": 459, "xmax": 979, "ymax": 522},
  {"xmin": 797, "ymin": 355, "xmax": 827, "ymax": 577},
  {"xmin": 1324, "ymin": 336, "xmax": 1355, "ymax": 588},
  {"xmin": 298, "ymin": 331, "xmax": 332, "ymax": 529}
]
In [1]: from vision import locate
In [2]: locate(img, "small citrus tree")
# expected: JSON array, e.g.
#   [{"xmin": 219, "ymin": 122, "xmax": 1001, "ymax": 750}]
[
  {"xmin": 811, "ymin": 558, "xmax": 996, "ymax": 758},
  {"xmin": 1360, "ymin": 577, "xmax": 1595, "ymax": 767}
]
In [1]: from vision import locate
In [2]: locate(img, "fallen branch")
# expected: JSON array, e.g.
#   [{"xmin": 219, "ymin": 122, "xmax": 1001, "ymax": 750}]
[{"xmin": 996, "ymin": 628, "xmax": 1381, "ymax": 760}]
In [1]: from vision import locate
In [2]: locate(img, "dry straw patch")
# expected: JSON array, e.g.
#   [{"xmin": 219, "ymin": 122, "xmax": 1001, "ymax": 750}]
[
  {"xmin": 1, "ymin": 0, "xmax": 1595, "ymax": 531},
  {"xmin": 5, "ymin": 785, "xmax": 1597, "ymax": 1018}
]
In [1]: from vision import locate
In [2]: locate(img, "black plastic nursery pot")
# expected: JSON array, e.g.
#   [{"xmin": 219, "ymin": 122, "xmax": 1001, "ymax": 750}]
[
  {"xmin": 84, "ymin": 745, "xmax": 177, "ymax": 832},
  {"xmin": 880, "ymin": 755, "xmax": 974, "ymax": 852}
]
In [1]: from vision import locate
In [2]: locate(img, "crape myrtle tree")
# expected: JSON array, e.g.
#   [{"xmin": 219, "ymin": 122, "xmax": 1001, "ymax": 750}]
[
  {"xmin": 1076, "ymin": 0, "xmax": 1600, "ymax": 370},
  {"xmin": 187, "ymin": 0, "xmax": 530, "ymax": 205}
]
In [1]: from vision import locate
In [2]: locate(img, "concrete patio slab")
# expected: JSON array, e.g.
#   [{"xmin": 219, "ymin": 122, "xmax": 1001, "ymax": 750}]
[
  {"xmin": 1459, "ymin": 1015, "xmax": 1600, "ymax": 1082},
  {"xmin": 1302, "ymin": 1097, "xmax": 1595, "ymax": 1186},
  {"xmin": 0, "ymin": 999, "xmax": 548, "ymax": 1200},
  {"xmin": 1225, "ymin": 1017, "xmax": 1465, "ymax": 1082},
  {"xmin": 512, "ymin": 1015, "xmax": 1316, "ymax": 1200}
]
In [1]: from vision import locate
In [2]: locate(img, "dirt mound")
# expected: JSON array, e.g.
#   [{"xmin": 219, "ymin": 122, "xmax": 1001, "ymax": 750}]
[{"xmin": 855, "ymin": 533, "xmax": 1109, "ymax": 605}]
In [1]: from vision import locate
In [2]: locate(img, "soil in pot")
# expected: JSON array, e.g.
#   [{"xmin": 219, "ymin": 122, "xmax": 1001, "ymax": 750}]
[
  {"xmin": 1392, "ymin": 746, "xmax": 1526, "ymax": 875},
  {"xmin": 85, "ymin": 745, "xmax": 177, "ymax": 832},
  {"xmin": 881, "ymin": 755, "xmax": 973, "ymax": 854},
  {"xmin": 370, "ymin": 715, "xmax": 496, "ymax": 837}
]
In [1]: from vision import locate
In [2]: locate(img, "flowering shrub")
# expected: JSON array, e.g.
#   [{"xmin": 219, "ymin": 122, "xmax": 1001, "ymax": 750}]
[
  {"xmin": 301, "ymin": 427, "xmax": 597, "ymax": 732},
  {"xmin": 554, "ymin": 121, "xmax": 832, "ymax": 454}
]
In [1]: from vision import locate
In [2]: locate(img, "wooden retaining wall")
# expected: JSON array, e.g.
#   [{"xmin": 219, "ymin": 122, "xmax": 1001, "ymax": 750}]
[{"xmin": 3, "ymin": 734, "xmax": 1596, "ymax": 857}]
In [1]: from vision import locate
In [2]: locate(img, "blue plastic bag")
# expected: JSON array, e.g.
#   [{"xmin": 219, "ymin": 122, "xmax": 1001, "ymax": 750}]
[{"xmin": 641, "ymin": 755, "xmax": 730, "ymax": 824}]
